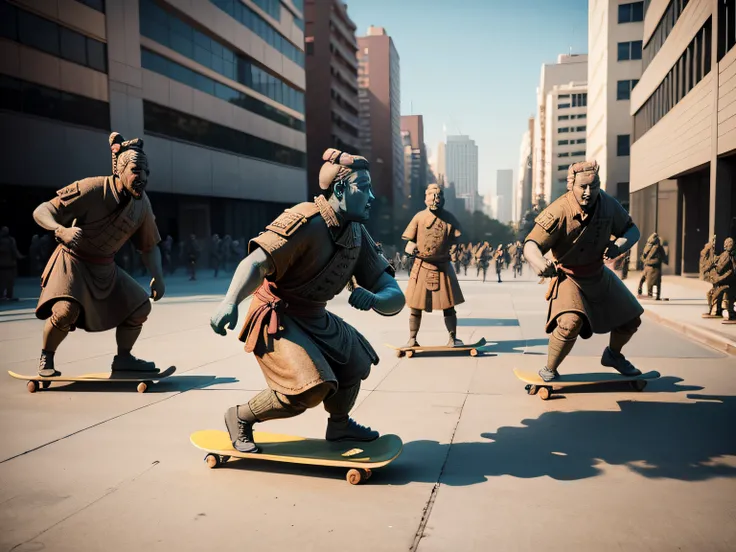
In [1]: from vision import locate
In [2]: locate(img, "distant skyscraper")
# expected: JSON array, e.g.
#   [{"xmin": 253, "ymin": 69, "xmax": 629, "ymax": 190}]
[
  {"xmin": 436, "ymin": 141, "xmax": 446, "ymax": 184},
  {"xmin": 358, "ymin": 26, "xmax": 401, "ymax": 244},
  {"xmin": 516, "ymin": 117, "xmax": 534, "ymax": 223},
  {"xmin": 400, "ymin": 115, "xmax": 427, "ymax": 211},
  {"xmin": 445, "ymin": 135, "xmax": 479, "ymax": 213},
  {"xmin": 495, "ymin": 169, "xmax": 514, "ymax": 223}
]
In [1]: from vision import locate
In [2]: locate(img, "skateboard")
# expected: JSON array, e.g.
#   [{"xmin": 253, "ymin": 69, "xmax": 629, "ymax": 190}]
[
  {"xmin": 386, "ymin": 337, "xmax": 487, "ymax": 358},
  {"xmin": 513, "ymin": 367, "xmax": 661, "ymax": 401},
  {"xmin": 190, "ymin": 430, "xmax": 403, "ymax": 485},
  {"xmin": 8, "ymin": 366, "xmax": 176, "ymax": 393},
  {"xmin": 637, "ymin": 294, "xmax": 669, "ymax": 301}
]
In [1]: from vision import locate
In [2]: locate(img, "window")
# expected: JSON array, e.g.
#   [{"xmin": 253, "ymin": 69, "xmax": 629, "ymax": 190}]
[
  {"xmin": 617, "ymin": 134, "xmax": 630, "ymax": 156},
  {"xmin": 558, "ymin": 139, "xmax": 569, "ymax": 145},
  {"xmin": 618, "ymin": 2, "xmax": 644, "ymax": 23},
  {"xmin": 718, "ymin": 0, "xmax": 736, "ymax": 59},
  {"xmin": 3, "ymin": 3, "xmax": 107, "ymax": 72},
  {"xmin": 76, "ymin": 0, "xmax": 105, "ymax": 12},
  {"xmin": 617, "ymin": 182, "xmax": 631, "ymax": 202},
  {"xmin": 618, "ymin": 40, "xmax": 643, "ymax": 60},
  {"xmin": 558, "ymin": 103, "xmax": 571, "ymax": 109},
  {"xmin": 558, "ymin": 164, "xmax": 569, "ymax": 171},
  {"xmin": 616, "ymin": 79, "xmax": 639, "ymax": 100},
  {"xmin": 576, "ymin": 138, "xmax": 586, "ymax": 144},
  {"xmin": 572, "ymin": 93, "xmax": 587, "ymax": 107},
  {"xmin": 558, "ymin": 94, "xmax": 570, "ymax": 99},
  {"xmin": 0, "ymin": 74, "xmax": 109, "ymax": 129},
  {"xmin": 559, "ymin": 127, "xmax": 570, "ymax": 133},
  {"xmin": 644, "ymin": 0, "xmax": 692, "ymax": 70},
  {"xmin": 575, "ymin": 126, "xmax": 586, "ymax": 131},
  {"xmin": 635, "ymin": 17, "xmax": 711, "ymax": 140},
  {"xmin": 142, "ymin": 100, "xmax": 307, "ymax": 168},
  {"xmin": 558, "ymin": 152, "xmax": 570, "ymax": 157},
  {"xmin": 570, "ymin": 150, "xmax": 586, "ymax": 156},
  {"xmin": 141, "ymin": 48, "xmax": 305, "ymax": 131},
  {"xmin": 558, "ymin": 115, "xmax": 569, "ymax": 120},
  {"xmin": 207, "ymin": 0, "xmax": 304, "ymax": 67},
  {"xmin": 140, "ymin": 0, "xmax": 304, "ymax": 113}
]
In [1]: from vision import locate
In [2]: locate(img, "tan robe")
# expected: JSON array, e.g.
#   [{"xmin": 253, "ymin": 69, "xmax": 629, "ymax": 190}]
[
  {"xmin": 239, "ymin": 196, "xmax": 391, "ymax": 396},
  {"xmin": 525, "ymin": 191, "xmax": 643, "ymax": 338},
  {"xmin": 403, "ymin": 208, "xmax": 465, "ymax": 312},
  {"xmin": 36, "ymin": 176, "xmax": 161, "ymax": 331}
]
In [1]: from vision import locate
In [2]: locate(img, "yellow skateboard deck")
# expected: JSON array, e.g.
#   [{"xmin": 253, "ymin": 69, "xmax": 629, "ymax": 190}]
[
  {"xmin": 513, "ymin": 367, "xmax": 660, "ymax": 400},
  {"xmin": 8, "ymin": 366, "xmax": 176, "ymax": 393},
  {"xmin": 190, "ymin": 430, "xmax": 403, "ymax": 485},
  {"xmin": 385, "ymin": 337, "xmax": 488, "ymax": 358}
]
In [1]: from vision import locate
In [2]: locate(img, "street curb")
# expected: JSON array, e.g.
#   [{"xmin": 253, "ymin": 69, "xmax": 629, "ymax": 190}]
[{"xmin": 642, "ymin": 309, "xmax": 736, "ymax": 356}]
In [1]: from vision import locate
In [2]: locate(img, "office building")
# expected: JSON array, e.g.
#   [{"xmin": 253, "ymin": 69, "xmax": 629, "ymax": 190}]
[
  {"xmin": 445, "ymin": 135, "xmax": 479, "ymax": 213},
  {"xmin": 588, "ymin": 0, "xmax": 644, "ymax": 209},
  {"xmin": 496, "ymin": 168, "xmax": 514, "ymax": 224},
  {"xmin": 516, "ymin": 117, "xmax": 534, "ymax": 223},
  {"xmin": 357, "ymin": 25, "xmax": 401, "ymax": 244},
  {"xmin": 0, "ymin": 0, "xmax": 308, "ymax": 261},
  {"xmin": 400, "ymin": 114, "xmax": 427, "ymax": 210},
  {"xmin": 533, "ymin": 53, "xmax": 588, "ymax": 206},
  {"xmin": 630, "ymin": 0, "xmax": 736, "ymax": 274},
  {"xmin": 544, "ymin": 81, "xmax": 589, "ymax": 202},
  {"xmin": 304, "ymin": 0, "xmax": 360, "ymax": 198}
]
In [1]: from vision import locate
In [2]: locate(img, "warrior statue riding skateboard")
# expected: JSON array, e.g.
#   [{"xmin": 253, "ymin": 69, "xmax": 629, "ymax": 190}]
[
  {"xmin": 386, "ymin": 338, "xmax": 488, "ymax": 358},
  {"xmin": 9, "ymin": 366, "xmax": 176, "ymax": 393},
  {"xmin": 207, "ymin": 148, "xmax": 405, "ymax": 460},
  {"xmin": 522, "ymin": 161, "xmax": 647, "ymax": 385},
  {"xmin": 514, "ymin": 367, "xmax": 660, "ymax": 401},
  {"xmin": 398, "ymin": 184, "xmax": 478, "ymax": 352},
  {"xmin": 30, "ymin": 132, "xmax": 167, "ymax": 381}
]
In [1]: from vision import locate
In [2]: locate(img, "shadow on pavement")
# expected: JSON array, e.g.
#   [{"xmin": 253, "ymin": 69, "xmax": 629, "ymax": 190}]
[
  {"xmin": 481, "ymin": 338, "xmax": 549, "ymax": 354},
  {"xmin": 458, "ymin": 318, "xmax": 520, "ymax": 327},
  {"xmin": 37, "ymin": 375, "xmax": 239, "ymax": 393},
  {"xmin": 209, "ymin": 394, "xmax": 736, "ymax": 486},
  {"xmin": 553, "ymin": 376, "xmax": 703, "ymax": 395}
]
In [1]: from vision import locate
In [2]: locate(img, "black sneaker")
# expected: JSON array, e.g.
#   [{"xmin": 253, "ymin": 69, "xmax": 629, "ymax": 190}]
[
  {"xmin": 601, "ymin": 347, "xmax": 641, "ymax": 376},
  {"xmin": 224, "ymin": 407, "xmax": 259, "ymax": 453},
  {"xmin": 38, "ymin": 352, "xmax": 60, "ymax": 378},
  {"xmin": 538, "ymin": 366, "xmax": 559, "ymax": 382},
  {"xmin": 111, "ymin": 355, "xmax": 159, "ymax": 373},
  {"xmin": 326, "ymin": 417, "xmax": 379, "ymax": 442}
]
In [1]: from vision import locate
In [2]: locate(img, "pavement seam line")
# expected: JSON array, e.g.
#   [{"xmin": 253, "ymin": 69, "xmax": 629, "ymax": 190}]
[
  {"xmin": 8, "ymin": 461, "xmax": 161, "ymax": 551},
  {"xmin": 410, "ymin": 392, "xmax": 469, "ymax": 552}
]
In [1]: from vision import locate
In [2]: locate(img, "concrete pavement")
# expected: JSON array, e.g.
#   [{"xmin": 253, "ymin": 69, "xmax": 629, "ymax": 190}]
[{"xmin": 0, "ymin": 267, "xmax": 734, "ymax": 551}]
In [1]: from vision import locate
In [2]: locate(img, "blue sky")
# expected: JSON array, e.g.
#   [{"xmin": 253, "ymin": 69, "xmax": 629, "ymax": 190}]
[{"xmin": 346, "ymin": 0, "xmax": 589, "ymax": 195}]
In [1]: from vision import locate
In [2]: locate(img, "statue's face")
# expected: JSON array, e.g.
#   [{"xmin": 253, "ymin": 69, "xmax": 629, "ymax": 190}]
[
  {"xmin": 119, "ymin": 158, "xmax": 149, "ymax": 200},
  {"xmin": 425, "ymin": 187, "xmax": 444, "ymax": 210},
  {"xmin": 339, "ymin": 169, "xmax": 374, "ymax": 222},
  {"xmin": 725, "ymin": 238, "xmax": 734, "ymax": 252},
  {"xmin": 572, "ymin": 174, "xmax": 600, "ymax": 211}
]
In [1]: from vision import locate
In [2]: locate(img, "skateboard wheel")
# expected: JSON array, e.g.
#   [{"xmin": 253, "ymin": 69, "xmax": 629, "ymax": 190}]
[
  {"xmin": 137, "ymin": 382, "xmax": 149, "ymax": 393},
  {"xmin": 363, "ymin": 468, "xmax": 372, "ymax": 480},
  {"xmin": 538, "ymin": 387, "xmax": 551, "ymax": 401},
  {"xmin": 406, "ymin": 350, "xmax": 414, "ymax": 359},
  {"xmin": 346, "ymin": 468, "xmax": 362, "ymax": 485},
  {"xmin": 41, "ymin": 381, "xmax": 51, "ymax": 390},
  {"xmin": 630, "ymin": 380, "xmax": 647, "ymax": 391},
  {"xmin": 27, "ymin": 381, "xmax": 38, "ymax": 393},
  {"xmin": 470, "ymin": 349, "xmax": 478, "ymax": 357},
  {"xmin": 527, "ymin": 385, "xmax": 538, "ymax": 396},
  {"xmin": 396, "ymin": 350, "xmax": 405, "ymax": 358},
  {"xmin": 205, "ymin": 453, "xmax": 220, "ymax": 469}
]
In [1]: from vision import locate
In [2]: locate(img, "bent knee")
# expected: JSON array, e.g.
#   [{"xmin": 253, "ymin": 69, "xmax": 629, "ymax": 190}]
[
  {"xmin": 615, "ymin": 316, "xmax": 641, "ymax": 335},
  {"xmin": 50, "ymin": 300, "xmax": 81, "ymax": 330},
  {"xmin": 123, "ymin": 300, "xmax": 152, "ymax": 327},
  {"xmin": 278, "ymin": 383, "xmax": 332, "ymax": 410},
  {"xmin": 553, "ymin": 312, "xmax": 584, "ymax": 340}
]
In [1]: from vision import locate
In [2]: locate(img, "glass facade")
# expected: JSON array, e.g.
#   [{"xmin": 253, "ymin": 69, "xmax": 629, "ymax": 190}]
[
  {"xmin": 139, "ymin": 0, "xmax": 304, "ymax": 114},
  {"xmin": 0, "ymin": 74, "xmax": 110, "ymax": 130},
  {"xmin": 618, "ymin": 2, "xmax": 644, "ymax": 23},
  {"xmin": 209, "ymin": 0, "xmax": 304, "ymax": 67},
  {"xmin": 141, "ymin": 48, "xmax": 304, "ymax": 131},
  {"xmin": 1, "ymin": 2, "xmax": 107, "ymax": 73},
  {"xmin": 143, "ymin": 101, "xmax": 306, "ymax": 168},
  {"xmin": 616, "ymin": 79, "xmax": 640, "ymax": 100},
  {"xmin": 643, "ymin": 0, "xmax": 691, "ymax": 70}
]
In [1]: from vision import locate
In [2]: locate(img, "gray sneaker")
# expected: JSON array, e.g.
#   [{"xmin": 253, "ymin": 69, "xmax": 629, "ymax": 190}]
[
  {"xmin": 538, "ymin": 366, "xmax": 559, "ymax": 382},
  {"xmin": 224, "ymin": 407, "xmax": 259, "ymax": 453},
  {"xmin": 601, "ymin": 347, "xmax": 641, "ymax": 376},
  {"xmin": 38, "ymin": 351, "xmax": 61, "ymax": 377},
  {"xmin": 326, "ymin": 417, "xmax": 379, "ymax": 442}
]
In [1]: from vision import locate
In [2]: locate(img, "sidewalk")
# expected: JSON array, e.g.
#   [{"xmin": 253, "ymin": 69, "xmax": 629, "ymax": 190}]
[{"xmin": 623, "ymin": 271, "xmax": 736, "ymax": 356}]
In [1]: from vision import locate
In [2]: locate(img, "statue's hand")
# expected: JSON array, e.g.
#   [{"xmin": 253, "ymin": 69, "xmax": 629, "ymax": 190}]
[
  {"xmin": 210, "ymin": 302, "xmax": 238, "ymax": 336},
  {"xmin": 604, "ymin": 242, "xmax": 621, "ymax": 261},
  {"xmin": 150, "ymin": 277, "xmax": 165, "ymax": 301},
  {"xmin": 538, "ymin": 260, "xmax": 558, "ymax": 278},
  {"xmin": 348, "ymin": 287, "xmax": 377, "ymax": 311},
  {"xmin": 55, "ymin": 226, "xmax": 83, "ymax": 248}
]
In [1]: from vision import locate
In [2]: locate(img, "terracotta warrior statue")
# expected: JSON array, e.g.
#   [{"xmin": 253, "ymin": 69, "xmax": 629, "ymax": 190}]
[
  {"xmin": 402, "ymin": 184, "xmax": 465, "ymax": 347},
  {"xmin": 493, "ymin": 244, "xmax": 505, "ymax": 283},
  {"xmin": 475, "ymin": 241, "xmax": 491, "ymax": 282},
  {"xmin": 710, "ymin": 237, "xmax": 736, "ymax": 321},
  {"xmin": 210, "ymin": 148, "xmax": 405, "ymax": 453},
  {"xmin": 33, "ymin": 133, "xmax": 165, "ymax": 377},
  {"xmin": 637, "ymin": 232, "xmax": 668, "ymax": 300},
  {"xmin": 523, "ymin": 161, "xmax": 644, "ymax": 382}
]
